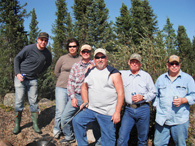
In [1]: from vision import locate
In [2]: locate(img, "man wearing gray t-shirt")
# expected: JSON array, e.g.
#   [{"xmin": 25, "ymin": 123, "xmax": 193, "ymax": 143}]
[{"xmin": 73, "ymin": 48, "xmax": 124, "ymax": 146}]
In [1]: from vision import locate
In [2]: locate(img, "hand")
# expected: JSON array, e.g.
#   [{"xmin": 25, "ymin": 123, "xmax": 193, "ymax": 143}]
[
  {"xmin": 111, "ymin": 112, "xmax": 120, "ymax": 124},
  {"xmin": 173, "ymin": 97, "xmax": 183, "ymax": 107},
  {"xmin": 132, "ymin": 94, "xmax": 143, "ymax": 103},
  {"xmin": 85, "ymin": 65, "xmax": 94, "ymax": 73},
  {"xmin": 71, "ymin": 98, "xmax": 78, "ymax": 108},
  {"xmin": 80, "ymin": 102, "xmax": 88, "ymax": 110},
  {"xmin": 16, "ymin": 74, "xmax": 24, "ymax": 82}
]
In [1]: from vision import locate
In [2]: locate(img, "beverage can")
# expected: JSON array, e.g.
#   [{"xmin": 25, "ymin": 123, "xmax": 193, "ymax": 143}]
[
  {"xmin": 132, "ymin": 92, "xmax": 136, "ymax": 96},
  {"xmin": 173, "ymin": 96, "xmax": 178, "ymax": 99}
]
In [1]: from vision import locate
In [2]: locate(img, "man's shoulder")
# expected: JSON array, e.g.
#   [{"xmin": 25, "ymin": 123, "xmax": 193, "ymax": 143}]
[
  {"xmin": 107, "ymin": 65, "xmax": 120, "ymax": 74},
  {"xmin": 180, "ymin": 71, "xmax": 194, "ymax": 80}
]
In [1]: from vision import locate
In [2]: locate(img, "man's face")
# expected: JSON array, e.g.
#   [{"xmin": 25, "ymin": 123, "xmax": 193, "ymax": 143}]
[
  {"xmin": 167, "ymin": 61, "xmax": 181, "ymax": 76},
  {"xmin": 94, "ymin": 53, "xmax": 107, "ymax": 70},
  {"xmin": 68, "ymin": 42, "xmax": 78, "ymax": 56},
  {"xmin": 128, "ymin": 59, "xmax": 141, "ymax": 74},
  {"xmin": 37, "ymin": 38, "xmax": 48, "ymax": 50},
  {"xmin": 80, "ymin": 49, "xmax": 91, "ymax": 60}
]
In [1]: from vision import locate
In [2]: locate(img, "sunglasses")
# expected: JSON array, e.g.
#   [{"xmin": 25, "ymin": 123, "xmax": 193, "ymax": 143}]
[
  {"xmin": 81, "ymin": 50, "xmax": 91, "ymax": 54},
  {"xmin": 169, "ymin": 62, "xmax": 179, "ymax": 66},
  {"xmin": 40, "ymin": 38, "xmax": 48, "ymax": 42},
  {"xmin": 95, "ymin": 56, "xmax": 106, "ymax": 59},
  {"xmin": 68, "ymin": 45, "xmax": 77, "ymax": 48}
]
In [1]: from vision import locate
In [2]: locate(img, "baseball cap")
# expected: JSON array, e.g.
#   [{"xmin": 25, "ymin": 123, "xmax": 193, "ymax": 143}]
[
  {"xmin": 94, "ymin": 48, "xmax": 107, "ymax": 57},
  {"xmin": 38, "ymin": 32, "xmax": 49, "ymax": 39},
  {"xmin": 168, "ymin": 55, "xmax": 180, "ymax": 63},
  {"xmin": 81, "ymin": 44, "xmax": 92, "ymax": 51},
  {"xmin": 130, "ymin": 53, "xmax": 141, "ymax": 62}
]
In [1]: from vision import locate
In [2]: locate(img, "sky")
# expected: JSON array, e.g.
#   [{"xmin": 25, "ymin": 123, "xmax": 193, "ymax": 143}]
[{"xmin": 19, "ymin": 0, "xmax": 195, "ymax": 43}]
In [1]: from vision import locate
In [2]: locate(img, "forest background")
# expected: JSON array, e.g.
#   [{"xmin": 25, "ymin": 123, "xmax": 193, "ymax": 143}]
[{"xmin": 0, "ymin": 0, "xmax": 195, "ymax": 145}]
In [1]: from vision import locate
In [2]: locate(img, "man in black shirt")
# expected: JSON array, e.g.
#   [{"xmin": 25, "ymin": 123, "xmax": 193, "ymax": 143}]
[{"xmin": 13, "ymin": 32, "xmax": 52, "ymax": 134}]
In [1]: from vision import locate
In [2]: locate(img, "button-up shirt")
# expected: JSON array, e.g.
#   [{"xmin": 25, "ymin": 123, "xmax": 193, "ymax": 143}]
[
  {"xmin": 67, "ymin": 60, "xmax": 94, "ymax": 99},
  {"xmin": 153, "ymin": 70, "xmax": 195, "ymax": 126},
  {"xmin": 120, "ymin": 69, "xmax": 156, "ymax": 104}
]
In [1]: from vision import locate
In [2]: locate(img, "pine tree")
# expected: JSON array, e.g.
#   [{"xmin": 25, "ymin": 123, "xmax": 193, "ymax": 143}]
[
  {"xmin": 0, "ymin": 0, "xmax": 28, "ymax": 97},
  {"xmin": 87, "ymin": 0, "xmax": 114, "ymax": 51},
  {"xmin": 177, "ymin": 25, "xmax": 192, "ymax": 74},
  {"xmin": 73, "ymin": 0, "xmax": 93, "ymax": 45},
  {"xmin": 163, "ymin": 17, "xmax": 177, "ymax": 55},
  {"xmin": 114, "ymin": 2, "xmax": 132, "ymax": 47},
  {"xmin": 28, "ymin": 8, "xmax": 40, "ymax": 44},
  {"xmin": 52, "ymin": 0, "xmax": 69, "ymax": 64},
  {"xmin": 130, "ymin": 0, "xmax": 158, "ymax": 45}
]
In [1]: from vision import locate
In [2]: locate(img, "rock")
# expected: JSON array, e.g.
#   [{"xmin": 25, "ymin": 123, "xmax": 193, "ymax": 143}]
[
  {"xmin": 3, "ymin": 93, "xmax": 15, "ymax": 107},
  {"xmin": 0, "ymin": 139, "xmax": 13, "ymax": 146}
]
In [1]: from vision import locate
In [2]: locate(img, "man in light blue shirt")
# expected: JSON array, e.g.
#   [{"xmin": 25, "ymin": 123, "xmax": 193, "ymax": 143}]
[
  {"xmin": 153, "ymin": 55, "xmax": 195, "ymax": 146},
  {"xmin": 117, "ymin": 53, "xmax": 156, "ymax": 146}
]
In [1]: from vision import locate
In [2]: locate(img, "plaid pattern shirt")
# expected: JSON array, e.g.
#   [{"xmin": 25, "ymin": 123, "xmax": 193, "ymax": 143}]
[{"xmin": 67, "ymin": 60, "xmax": 94, "ymax": 99}]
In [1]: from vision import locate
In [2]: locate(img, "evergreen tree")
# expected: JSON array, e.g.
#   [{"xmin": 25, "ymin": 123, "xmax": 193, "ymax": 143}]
[
  {"xmin": 162, "ymin": 17, "xmax": 177, "ymax": 55},
  {"xmin": 28, "ymin": 8, "xmax": 40, "ymax": 44},
  {"xmin": 114, "ymin": 2, "xmax": 132, "ymax": 47},
  {"xmin": 0, "ymin": 0, "xmax": 28, "ymax": 97},
  {"xmin": 177, "ymin": 25, "xmax": 192, "ymax": 74},
  {"xmin": 73, "ymin": 0, "xmax": 93, "ymax": 45},
  {"xmin": 130, "ymin": 0, "xmax": 158, "ymax": 45},
  {"xmin": 87, "ymin": 0, "xmax": 114, "ymax": 51},
  {"xmin": 52, "ymin": 0, "xmax": 69, "ymax": 64}
]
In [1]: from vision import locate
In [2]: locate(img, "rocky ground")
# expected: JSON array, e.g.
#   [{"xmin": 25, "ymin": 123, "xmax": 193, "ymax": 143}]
[
  {"xmin": 0, "ymin": 98, "xmax": 96, "ymax": 146},
  {"xmin": 0, "ymin": 98, "xmax": 195, "ymax": 146}
]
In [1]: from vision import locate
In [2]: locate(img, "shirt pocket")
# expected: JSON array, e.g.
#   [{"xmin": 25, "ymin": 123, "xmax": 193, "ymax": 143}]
[
  {"xmin": 176, "ymin": 85, "xmax": 187, "ymax": 97},
  {"xmin": 158, "ymin": 85, "xmax": 167, "ymax": 98},
  {"xmin": 138, "ymin": 82, "xmax": 147, "ymax": 94}
]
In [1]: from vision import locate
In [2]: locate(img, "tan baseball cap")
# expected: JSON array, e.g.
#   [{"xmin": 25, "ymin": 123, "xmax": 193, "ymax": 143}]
[
  {"xmin": 168, "ymin": 55, "xmax": 180, "ymax": 63},
  {"xmin": 81, "ymin": 44, "xmax": 92, "ymax": 51},
  {"xmin": 94, "ymin": 48, "xmax": 107, "ymax": 56}
]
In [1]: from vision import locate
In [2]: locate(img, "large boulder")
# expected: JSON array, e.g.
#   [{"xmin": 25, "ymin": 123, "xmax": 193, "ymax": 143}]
[{"xmin": 4, "ymin": 93, "xmax": 15, "ymax": 107}]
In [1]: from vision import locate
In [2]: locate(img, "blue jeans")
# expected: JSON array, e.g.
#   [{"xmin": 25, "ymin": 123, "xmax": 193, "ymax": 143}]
[
  {"xmin": 61, "ymin": 93, "xmax": 83, "ymax": 140},
  {"xmin": 73, "ymin": 108, "xmax": 115, "ymax": 146},
  {"xmin": 154, "ymin": 121, "xmax": 189, "ymax": 146},
  {"xmin": 53, "ymin": 87, "xmax": 69, "ymax": 135},
  {"xmin": 14, "ymin": 76, "xmax": 38, "ymax": 112},
  {"xmin": 117, "ymin": 104, "xmax": 150, "ymax": 146}
]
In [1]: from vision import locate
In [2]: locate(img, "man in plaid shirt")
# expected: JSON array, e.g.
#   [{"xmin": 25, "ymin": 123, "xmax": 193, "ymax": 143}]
[{"xmin": 60, "ymin": 44, "xmax": 100, "ymax": 145}]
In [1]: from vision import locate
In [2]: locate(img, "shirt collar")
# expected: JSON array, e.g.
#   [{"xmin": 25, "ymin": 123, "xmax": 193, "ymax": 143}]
[
  {"xmin": 129, "ymin": 69, "xmax": 141, "ymax": 77},
  {"xmin": 165, "ymin": 69, "xmax": 182, "ymax": 79}
]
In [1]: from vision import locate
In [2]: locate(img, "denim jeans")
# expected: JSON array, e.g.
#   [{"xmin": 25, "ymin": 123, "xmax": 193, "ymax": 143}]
[
  {"xmin": 73, "ymin": 108, "xmax": 116, "ymax": 146},
  {"xmin": 117, "ymin": 104, "xmax": 150, "ymax": 146},
  {"xmin": 53, "ymin": 87, "xmax": 69, "ymax": 135},
  {"xmin": 154, "ymin": 121, "xmax": 189, "ymax": 146},
  {"xmin": 61, "ymin": 93, "xmax": 83, "ymax": 140},
  {"xmin": 14, "ymin": 76, "xmax": 38, "ymax": 112}
]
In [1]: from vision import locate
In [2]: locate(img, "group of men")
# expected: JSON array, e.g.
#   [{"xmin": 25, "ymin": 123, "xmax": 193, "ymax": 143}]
[{"xmin": 13, "ymin": 32, "xmax": 195, "ymax": 146}]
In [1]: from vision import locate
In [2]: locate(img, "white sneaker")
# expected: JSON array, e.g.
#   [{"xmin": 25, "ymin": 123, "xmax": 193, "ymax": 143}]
[{"xmin": 53, "ymin": 131, "xmax": 60, "ymax": 139}]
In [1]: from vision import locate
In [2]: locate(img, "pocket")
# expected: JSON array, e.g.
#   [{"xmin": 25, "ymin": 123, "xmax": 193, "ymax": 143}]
[
  {"xmin": 176, "ymin": 85, "xmax": 187, "ymax": 97},
  {"xmin": 158, "ymin": 85, "xmax": 167, "ymax": 98},
  {"xmin": 138, "ymin": 82, "xmax": 147, "ymax": 94}
]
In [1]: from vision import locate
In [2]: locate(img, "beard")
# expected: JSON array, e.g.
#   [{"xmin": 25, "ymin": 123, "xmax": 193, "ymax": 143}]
[{"xmin": 96, "ymin": 61, "xmax": 105, "ymax": 70}]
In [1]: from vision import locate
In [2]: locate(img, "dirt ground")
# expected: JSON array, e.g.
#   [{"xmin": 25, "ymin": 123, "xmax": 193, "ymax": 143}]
[
  {"xmin": 0, "ymin": 98, "xmax": 96, "ymax": 146},
  {"xmin": 0, "ymin": 98, "xmax": 195, "ymax": 146}
]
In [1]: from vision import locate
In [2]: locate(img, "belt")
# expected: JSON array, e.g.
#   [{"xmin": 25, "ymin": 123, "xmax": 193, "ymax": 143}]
[{"xmin": 126, "ymin": 102, "xmax": 148, "ymax": 109}]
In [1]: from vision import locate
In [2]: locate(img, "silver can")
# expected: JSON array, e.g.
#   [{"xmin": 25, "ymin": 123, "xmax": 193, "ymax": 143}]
[{"xmin": 173, "ymin": 96, "xmax": 178, "ymax": 99}]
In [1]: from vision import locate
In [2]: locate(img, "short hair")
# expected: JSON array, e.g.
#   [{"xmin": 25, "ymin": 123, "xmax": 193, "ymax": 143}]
[{"xmin": 66, "ymin": 38, "xmax": 79, "ymax": 52}]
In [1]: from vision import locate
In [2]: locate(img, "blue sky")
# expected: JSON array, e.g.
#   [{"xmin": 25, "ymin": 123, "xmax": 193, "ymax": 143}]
[{"xmin": 20, "ymin": 0, "xmax": 195, "ymax": 43}]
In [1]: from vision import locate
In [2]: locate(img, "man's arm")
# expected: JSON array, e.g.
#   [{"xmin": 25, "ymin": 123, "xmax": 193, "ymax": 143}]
[
  {"xmin": 80, "ymin": 82, "xmax": 89, "ymax": 109},
  {"xmin": 110, "ymin": 73, "xmax": 124, "ymax": 124}
]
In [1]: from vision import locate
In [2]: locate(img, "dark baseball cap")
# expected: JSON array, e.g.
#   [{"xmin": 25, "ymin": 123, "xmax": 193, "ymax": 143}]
[{"xmin": 38, "ymin": 32, "xmax": 49, "ymax": 39}]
